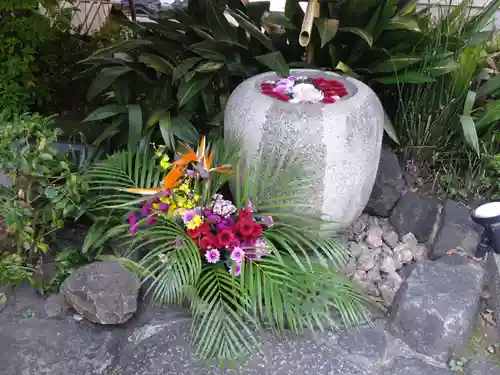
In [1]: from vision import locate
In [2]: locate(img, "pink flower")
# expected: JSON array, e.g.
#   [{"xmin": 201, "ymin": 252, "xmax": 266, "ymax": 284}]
[
  {"xmin": 230, "ymin": 247, "xmax": 244, "ymax": 263},
  {"xmin": 228, "ymin": 262, "xmax": 241, "ymax": 277},
  {"xmin": 127, "ymin": 212, "xmax": 139, "ymax": 235},
  {"xmin": 205, "ymin": 249, "xmax": 220, "ymax": 264}
]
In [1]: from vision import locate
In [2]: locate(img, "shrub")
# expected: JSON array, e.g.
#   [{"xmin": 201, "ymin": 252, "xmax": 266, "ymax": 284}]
[{"xmin": 0, "ymin": 112, "xmax": 91, "ymax": 271}]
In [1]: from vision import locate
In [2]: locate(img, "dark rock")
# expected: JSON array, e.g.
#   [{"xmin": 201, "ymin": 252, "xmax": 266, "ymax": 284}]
[
  {"xmin": 430, "ymin": 200, "xmax": 482, "ymax": 259},
  {"xmin": 44, "ymin": 293, "xmax": 69, "ymax": 318},
  {"xmin": 60, "ymin": 261, "xmax": 140, "ymax": 325},
  {"xmin": 337, "ymin": 324, "xmax": 388, "ymax": 363},
  {"xmin": 390, "ymin": 260, "xmax": 484, "ymax": 361},
  {"xmin": 464, "ymin": 359, "xmax": 500, "ymax": 375},
  {"xmin": 0, "ymin": 318, "xmax": 121, "ymax": 375},
  {"xmin": 438, "ymin": 253, "xmax": 472, "ymax": 266},
  {"xmin": 382, "ymin": 357, "xmax": 454, "ymax": 375},
  {"xmin": 485, "ymin": 252, "xmax": 500, "ymax": 338},
  {"xmin": 364, "ymin": 147, "xmax": 405, "ymax": 217},
  {"xmin": 389, "ymin": 192, "xmax": 439, "ymax": 242},
  {"xmin": 0, "ymin": 286, "xmax": 9, "ymax": 313}
]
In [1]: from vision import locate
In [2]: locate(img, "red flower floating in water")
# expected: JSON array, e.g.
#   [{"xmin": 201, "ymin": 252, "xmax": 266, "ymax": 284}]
[{"xmin": 259, "ymin": 75, "xmax": 348, "ymax": 104}]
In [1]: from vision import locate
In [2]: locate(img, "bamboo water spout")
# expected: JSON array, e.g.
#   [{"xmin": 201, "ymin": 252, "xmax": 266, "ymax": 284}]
[{"xmin": 299, "ymin": 0, "xmax": 320, "ymax": 47}]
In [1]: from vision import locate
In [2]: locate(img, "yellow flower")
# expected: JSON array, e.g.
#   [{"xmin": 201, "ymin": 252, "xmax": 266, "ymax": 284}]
[
  {"xmin": 194, "ymin": 194, "xmax": 200, "ymax": 202},
  {"xmin": 160, "ymin": 155, "xmax": 171, "ymax": 170},
  {"xmin": 186, "ymin": 215, "xmax": 203, "ymax": 230}
]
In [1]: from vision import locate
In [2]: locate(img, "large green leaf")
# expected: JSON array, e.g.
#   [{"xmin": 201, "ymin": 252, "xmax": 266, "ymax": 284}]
[
  {"xmin": 86, "ymin": 66, "xmax": 132, "ymax": 102},
  {"xmin": 127, "ymin": 104, "xmax": 143, "ymax": 153},
  {"xmin": 177, "ymin": 74, "xmax": 214, "ymax": 108},
  {"xmin": 459, "ymin": 115, "xmax": 480, "ymax": 155},
  {"xmin": 255, "ymin": 51, "xmax": 289, "ymax": 77},
  {"xmin": 86, "ymin": 39, "xmax": 152, "ymax": 59},
  {"xmin": 173, "ymin": 57, "xmax": 202, "ymax": 81},
  {"xmin": 384, "ymin": 112, "xmax": 400, "ymax": 145},
  {"xmin": 171, "ymin": 114, "xmax": 200, "ymax": 144},
  {"xmin": 369, "ymin": 55, "xmax": 422, "ymax": 73},
  {"xmin": 207, "ymin": 1, "xmax": 236, "ymax": 41},
  {"xmin": 195, "ymin": 61, "xmax": 225, "ymax": 73},
  {"xmin": 431, "ymin": 58, "xmax": 459, "ymax": 76},
  {"xmin": 190, "ymin": 41, "xmax": 227, "ymax": 61},
  {"xmin": 477, "ymin": 74, "xmax": 500, "ymax": 97},
  {"xmin": 387, "ymin": 16, "xmax": 420, "ymax": 31},
  {"xmin": 463, "ymin": 91, "xmax": 477, "ymax": 116},
  {"xmin": 375, "ymin": 71, "xmax": 435, "ymax": 84},
  {"xmin": 226, "ymin": 8, "xmax": 274, "ymax": 50},
  {"xmin": 338, "ymin": 27, "xmax": 374, "ymax": 47},
  {"xmin": 83, "ymin": 104, "xmax": 126, "ymax": 122},
  {"xmin": 314, "ymin": 18, "xmax": 339, "ymax": 48},
  {"xmin": 475, "ymin": 99, "xmax": 500, "ymax": 130},
  {"xmin": 158, "ymin": 112, "xmax": 175, "ymax": 150},
  {"xmin": 465, "ymin": 0, "xmax": 500, "ymax": 35},
  {"xmin": 138, "ymin": 54, "xmax": 174, "ymax": 75}
]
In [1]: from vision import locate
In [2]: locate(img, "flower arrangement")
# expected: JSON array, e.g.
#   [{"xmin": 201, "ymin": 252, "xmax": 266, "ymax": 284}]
[
  {"xmin": 260, "ymin": 75, "xmax": 348, "ymax": 103},
  {"xmin": 86, "ymin": 136, "xmax": 371, "ymax": 365}
]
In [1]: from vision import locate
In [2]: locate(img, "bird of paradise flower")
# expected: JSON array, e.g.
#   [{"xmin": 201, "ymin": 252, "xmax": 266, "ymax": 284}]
[{"xmin": 124, "ymin": 136, "xmax": 232, "ymax": 197}]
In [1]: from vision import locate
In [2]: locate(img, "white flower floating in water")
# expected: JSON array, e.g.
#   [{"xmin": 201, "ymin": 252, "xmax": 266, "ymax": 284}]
[{"xmin": 289, "ymin": 83, "xmax": 324, "ymax": 104}]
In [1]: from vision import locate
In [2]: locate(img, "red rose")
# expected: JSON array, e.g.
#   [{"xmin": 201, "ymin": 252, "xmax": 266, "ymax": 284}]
[
  {"xmin": 200, "ymin": 234, "xmax": 218, "ymax": 250},
  {"xmin": 236, "ymin": 220, "xmax": 255, "ymax": 237},
  {"xmin": 238, "ymin": 209, "xmax": 253, "ymax": 221},
  {"xmin": 217, "ymin": 229, "xmax": 234, "ymax": 247}
]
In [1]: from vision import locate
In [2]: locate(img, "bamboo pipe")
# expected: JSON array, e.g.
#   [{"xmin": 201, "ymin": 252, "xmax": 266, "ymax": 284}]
[{"xmin": 299, "ymin": 0, "xmax": 320, "ymax": 48}]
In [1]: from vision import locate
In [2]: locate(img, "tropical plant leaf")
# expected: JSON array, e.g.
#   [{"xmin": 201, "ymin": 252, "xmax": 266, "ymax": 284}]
[
  {"xmin": 226, "ymin": 8, "xmax": 274, "ymax": 51},
  {"xmin": 158, "ymin": 112, "xmax": 176, "ymax": 151},
  {"xmin": 195, "ymin": 61, "xmax": 225, "ymax": 73},
  {"xmin": 384, "ymin": 112, "xmax": 400, "ymax": 145},
  {"xmin": 190, "ymin": 41, "xmax": 227, "ymax": 61},
  {"xmin": 207, "ymin": 1, "xmax": 237, "ymax": 41},
  {"xmin": 431, "ymin": 58, "xmax": 459, "ymax": 76},
  {"xmin": 86, "ymin": 66, "xmax": 132, "ymax": 102},
  {"xmin": 127, "ymin": 104, "xmax": 143, "ymax": 153},
  {"xmin": 369, "ymin": 55, "xmax": 422, "ymax": 73},
  {"xmin": 171, "ymin": 114, "xmax": 200, "ymax": 144},
  {"xmin": 255, "ymin": 51, "xmax": 289, "ymax": 77},
  {"xmin": 375, "ymin": 71, "xmax": 435, "ymax": 84},
  {"xmin": 477, "ymin": 74, "xmax": 500, "ymax": 97},
  {"xmin": 338, "ymin": 27, "xmax": 374, "ymax": 47},
  {"xmin": 173, "ymin": 57, "xmax": 202, "ymax": 81},
  {"xmin": 138, "ymin": 54, "xmax": 174, "ymax": 75},
  {"xmin": 84, "ymin": 39, "xmax": 152, "ymax": 59},
  {"xmin": 177, "ymin": 75, "xmax": 214, "ymax": 108},
  {"xmin": 314, "ymin": 18, "xmax": 339, "ymax": 48},
  {"xmin": 475, "ymin": 99, "xmax": 500, "ymax": 130},
  {"xmin": 387, "ymin": 16, "xmax": 420, "ymax": 31},
  {"xmin": 459, "ymin": 115, "xmax": 480, "ymax": 155},
  {"xmin": 83, "ymin": 104, "xmax": 127, "ymax": 122}
]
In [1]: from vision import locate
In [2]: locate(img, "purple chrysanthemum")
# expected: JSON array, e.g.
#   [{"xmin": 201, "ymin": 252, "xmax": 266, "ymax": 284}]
[
  {"xmin": 127, "ymin": 212, "xmax": 139, "ymax": 235},
  {"xmin": 141, "ymin": 202, "xmax": 152, "ymax": 217},
  {"xmin": 182, "ymin": 210, "xmax": 195, "ymax": 224},
  {"xmin": 230, "ymin": 247, "xmax": 244, "ymax": 263},
  {"xmin": 228, "ymin": 262, "xmax": 242, "ymax": 277},
  {"xmin": 158, "ymin": 203, "xmax": 169, "ymax": 212},
  {"xmin": 205, "ymin": 249, "xmax": 220, "ymax": 264}
]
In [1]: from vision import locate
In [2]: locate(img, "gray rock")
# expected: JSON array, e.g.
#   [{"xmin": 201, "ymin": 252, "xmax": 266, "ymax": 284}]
[
  {"xmin": 357, "ymin": 252, "xmax": 375, "ymax": 271},
  {"xmin": 464, "ymin": 359, "xmax": 500, "ymax": 375},
  {"xmin": 60, "ymin": 261, "xmax": 140, "ymax": 325},
  {"xmin": 0, "ymin": 318, "xmax": 120, "ymax": 375},
  {"xmin": 337, "ymin": 324, "xmax": 388, "ymax": 363},
  {"xmin": 430, "ymin": 200, "xmax": 482, "ymax": 259},
  {"xmin": 389, "ymin": 192, "xmax": 439, "ymax": 242},
  {"xmin": 365, "ymin": 227, "xmax": 384, "ymax": 249},
  {"xmin": 401, "ymin": 233, "xmax": 418, "ymax": 248},
  {"xmin": 382, "ymin": 357, "xmax": 454, "ymax": 375},
  {"xmin": 412, "ymin": 244, "xmax": 427, "ymax": 262},
  {"xmin": 349, "ymin": 242, "xmax": 365, "ymax": 258},
  {"xmin": 44, "ymin": 293, "xmax": 69, "ymax": 318},
  {"xmin": 485, "ymin": 252, "xmax": 500, "ymax": 339},
  {"xmin": 390, "ymin": 260, "xmax": 484, "ymax": 361},
  {"xmin": 379, "ymin": 254, "xmax": 397, "ymax": 274},
  {"xmin": 383, "ymin": 229, "xmax": 400, "ymax": 249},
  {"xmin": 364, "ymin": 147, "xmax": 405, "ymax": 217}
]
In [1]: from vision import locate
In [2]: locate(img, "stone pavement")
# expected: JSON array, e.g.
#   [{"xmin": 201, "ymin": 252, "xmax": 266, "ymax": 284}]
[{"xmin": 1, "ymin": 254, "xmax": 500, "ymax": 375}]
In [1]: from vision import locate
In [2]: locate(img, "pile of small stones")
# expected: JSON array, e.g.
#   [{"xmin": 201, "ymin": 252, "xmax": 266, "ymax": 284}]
[{"xmin": 345, "ymin": 214, "xmax": 427, "ymax": 307}]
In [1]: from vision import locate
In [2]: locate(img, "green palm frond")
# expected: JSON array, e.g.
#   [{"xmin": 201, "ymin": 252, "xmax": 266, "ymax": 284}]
[
  {"xmin": 191, "ymin": 267, "xmax": 259, "ymax": 362},
  {"xmin": 135, "ymin": 218, "xmax": 202, "ymax": 305},
  {"xmin": 86, "ymin": 150, "xmax": 163, "ymax": 212}
]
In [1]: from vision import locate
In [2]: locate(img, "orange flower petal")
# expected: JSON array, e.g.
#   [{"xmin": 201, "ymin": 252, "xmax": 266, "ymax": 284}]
[
  {"xmin": 162, "ymin": 164, "xmax": 185, "ymax": 189},
  {"xmin": 125, "ymin": 188, "xmax": 163, "ymax": 195}
]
